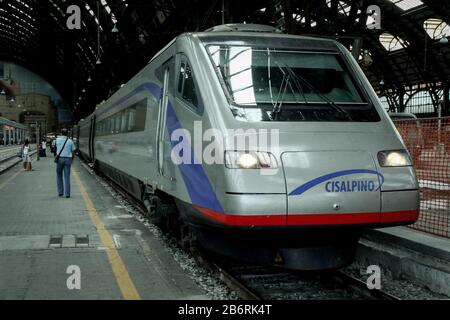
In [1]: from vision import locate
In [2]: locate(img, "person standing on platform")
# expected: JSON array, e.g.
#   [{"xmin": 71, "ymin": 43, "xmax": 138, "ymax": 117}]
[
  {"xmin": 55, "ymin": 129, "xmax": 75, "ymax": 198},
  {"xmin": 41, "ymin": 140, "xmax": 47, "ymax": 157},
  {"xmin": 51, "ymin": 138, "xmax": 56, "ymax": 156},
  {"xmin": 22, "ymin": 140, "xmax": 32, "ymax": 171}
]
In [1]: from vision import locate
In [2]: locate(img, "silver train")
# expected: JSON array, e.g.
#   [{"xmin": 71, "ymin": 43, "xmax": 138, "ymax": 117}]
[{"xmin": 75, "ymin": 24, "xmax": 419, "ymax": 270}]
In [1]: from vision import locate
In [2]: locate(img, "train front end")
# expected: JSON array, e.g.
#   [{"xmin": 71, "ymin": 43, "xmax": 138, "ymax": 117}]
[{"xmin": 186, "ymin": 29, "xmax": 419, "ymax": 270}]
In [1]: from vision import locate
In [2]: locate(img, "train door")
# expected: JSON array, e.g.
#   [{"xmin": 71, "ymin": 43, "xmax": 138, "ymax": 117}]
[
  {"xmin": 156, "ymin": 57, "xmax": 176, "ymax": 180},
  {"xmin": 89, "ymin": 115, "xmax": 96, "ymax": 162}
]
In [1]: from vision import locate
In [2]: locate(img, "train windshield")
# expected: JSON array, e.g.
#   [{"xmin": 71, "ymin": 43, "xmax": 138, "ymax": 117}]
[{"xmin": 207, "ymin": 45, "xmax": 380, "ymax": 122}]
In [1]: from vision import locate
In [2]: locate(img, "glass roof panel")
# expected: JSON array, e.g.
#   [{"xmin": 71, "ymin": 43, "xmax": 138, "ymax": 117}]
[
  {"xmin": 379, "ymin": 32, "xmax": 409, "ymax": 51},
  {"xmin": 424, "ymin": 18, "xmax": 450, "ymax": 40},
  {"xmin": 389, "ymin": 0, "xmax": 424, "ymax": 11}
]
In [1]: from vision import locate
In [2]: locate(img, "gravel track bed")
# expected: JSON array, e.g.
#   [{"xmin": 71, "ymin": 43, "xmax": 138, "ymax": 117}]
[{"xmin": 343, "ymin": 262, "xmax": 448, "ymax": 300}]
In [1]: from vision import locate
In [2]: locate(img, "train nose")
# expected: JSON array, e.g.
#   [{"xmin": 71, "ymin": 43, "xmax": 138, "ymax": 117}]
[{"xmin": 281, "ymin": 151, "xmax": 383, "ymax": 226}]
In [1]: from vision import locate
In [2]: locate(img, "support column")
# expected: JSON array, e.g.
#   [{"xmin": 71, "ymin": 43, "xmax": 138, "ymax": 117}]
[
  {"xmin": 398, "ymin": 89, "xmax": 405, "ymax": 113},
  {"xmin": 443, "ymin": 82, "xmax": 449, "ymax": 117},
  {"xmin": 3, "ymin": 127, "xmax": 6, "ymax": 146},
  {"xmin": 351, "ymin": 38, "xmax": 363, "ymax": 61}
]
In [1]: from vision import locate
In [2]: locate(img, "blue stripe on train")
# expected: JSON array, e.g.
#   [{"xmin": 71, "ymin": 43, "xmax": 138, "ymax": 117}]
[
  {"xmin": 165, "ymin": 103, "xmax": 224, "ymax": 212},
  {"xmin": 104, "ymin": 82, "xmax": 223, "ymax": 212}
]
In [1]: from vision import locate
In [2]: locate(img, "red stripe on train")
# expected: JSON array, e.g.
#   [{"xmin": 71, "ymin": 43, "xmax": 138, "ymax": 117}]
[{"xmin": 194, "ymin": 206, "xmax": 419, "ymax": 227}]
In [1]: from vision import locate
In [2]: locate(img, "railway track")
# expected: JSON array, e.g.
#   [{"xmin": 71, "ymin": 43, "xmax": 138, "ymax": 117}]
[
  {"xmin": 83, "ymin": 160, "xmax": 400, "ymax": 301},
  {"xmin": 196, "ymin": 254, "xmax": 401, "ymax": 300},
  {"xmin": 332, "ymin": 270, "xmax": 400, "ymax": 300},
  {"xmin": 0, "ymin": 154, "xmax": 18, "ymax": 165},
  {"xmin": 0, "ymin": 150, "xmax": 37, "ymax": 174}
]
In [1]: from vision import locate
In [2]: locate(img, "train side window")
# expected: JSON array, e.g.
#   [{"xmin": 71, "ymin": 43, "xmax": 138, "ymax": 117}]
[
  {"xmin": 112, "ymin": 116, "xmax": 117, "ymax": 134},
  {"xmin": 178, "ymin": 62, "xmax": 186, "ymax": 93},
  {"xmin": 121, "ymin": 110, "xmax": 128, "ymax": 133},
  {"xmin": 134, "ymin": 99, "xmax": 147, "ymax": 131},
  {"xmin": 178, "ymin": 59, "xmax": 199, "ymax": 109},
  {"xmin": 128, "ymin": 107, "xmax": 136, "ymax": 132},
  {"xmin": 115, "ymin": 114, "xmax": 121, "ymax": 134},
  {"xmin": 182, "ymin": 64, "xmax": 198, "ymax": 107}
]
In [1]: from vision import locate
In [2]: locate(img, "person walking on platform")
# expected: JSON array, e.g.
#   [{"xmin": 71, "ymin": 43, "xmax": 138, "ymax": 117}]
[
  {"xmin": 55, "ymin": 129, "xmax": 75, "ymax": 198},
  {"xmin": 21, "ymin": 140, "xmax": 32, "ymax": 171}
]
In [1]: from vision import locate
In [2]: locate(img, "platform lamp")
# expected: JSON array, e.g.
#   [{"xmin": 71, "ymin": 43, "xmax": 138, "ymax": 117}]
[{"xmin": 139, "ymin": 33, "xmax": 146, "ymax": 45}]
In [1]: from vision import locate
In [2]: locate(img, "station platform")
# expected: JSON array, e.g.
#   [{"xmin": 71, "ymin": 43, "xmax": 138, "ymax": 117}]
[
  {"xmin": 0, "ymin": 156, "xmax": 207, "ymax": 300},
  {"xmin": 358, "ymin": 227, "xmax": 450, "ymax": 297}
]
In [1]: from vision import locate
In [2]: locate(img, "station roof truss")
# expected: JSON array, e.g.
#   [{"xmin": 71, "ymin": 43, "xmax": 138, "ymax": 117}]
[{"xmin": 0, "ymin": 0, "xmax": 449, "ymax": 119}]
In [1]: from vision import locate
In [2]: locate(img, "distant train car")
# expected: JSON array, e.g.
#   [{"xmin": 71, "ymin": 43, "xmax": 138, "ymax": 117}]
[{"xmin": 77, "ymin": 24, "xmax": 419, "ymax": 270}]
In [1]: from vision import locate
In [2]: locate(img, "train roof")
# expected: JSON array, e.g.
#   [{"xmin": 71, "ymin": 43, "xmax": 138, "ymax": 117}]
[
  {"xmin": 187, "ymin": 24, "xmax": 339, "ymax": 52},
  {"xmin": 194, "ymin": 32, "xmax": 338, "ymax": 51}
]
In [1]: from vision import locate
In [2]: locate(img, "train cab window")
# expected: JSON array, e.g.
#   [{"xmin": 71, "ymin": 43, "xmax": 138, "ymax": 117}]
[
  {"xmin": 178, "ymin": 60, "xmax": 199, "ymax": 109},
  {"xmin": 207, "ymin": 45, "xmax": 379, "ymax": 122}
]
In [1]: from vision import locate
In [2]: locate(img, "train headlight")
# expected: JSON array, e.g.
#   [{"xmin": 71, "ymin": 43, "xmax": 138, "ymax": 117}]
[
  {"xmin": 225, "ymin": 151, "xmax": 278, "ymax": 169},
  {"xmin": 377, "ymin": 150, "xmax": 412, "ymax": 167},
  {"xmin": 238, "ymin": 153, "xmax": 259, "ymax": 169}
]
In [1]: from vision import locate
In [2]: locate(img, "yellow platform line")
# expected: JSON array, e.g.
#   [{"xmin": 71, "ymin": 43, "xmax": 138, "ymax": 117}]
[{"xmin": 73, "ymin": 169, "xmax": 141, "ymax": 300}]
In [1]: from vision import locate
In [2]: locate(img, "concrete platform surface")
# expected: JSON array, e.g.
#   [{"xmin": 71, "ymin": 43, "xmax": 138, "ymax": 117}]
[
  {"xmin": 0, "ymin": 157, "xmax": 207, "ymax": 300},
  {"xmin": 360, "ymin": 227, "xmax": 450, "ymax": 297},
  {"xmin": 364, "ymin": 227, "xmax": 450, "ymax": 262}
]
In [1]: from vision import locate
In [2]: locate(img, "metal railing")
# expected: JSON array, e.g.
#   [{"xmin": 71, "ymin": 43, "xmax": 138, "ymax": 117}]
[{"xmin": 393, "ymin": 117, "xmax": 450, "ymax": 238}]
